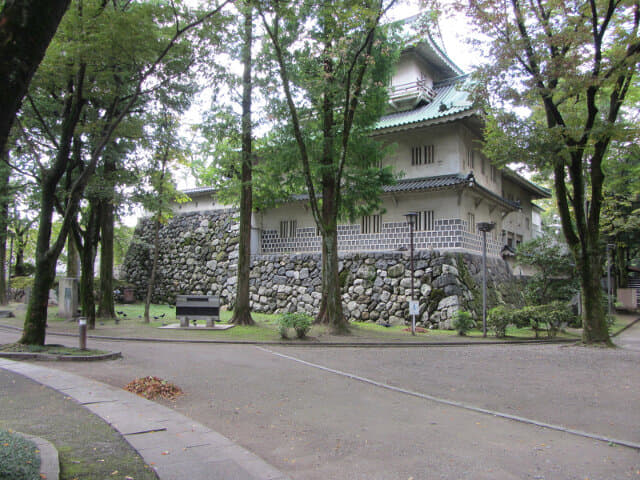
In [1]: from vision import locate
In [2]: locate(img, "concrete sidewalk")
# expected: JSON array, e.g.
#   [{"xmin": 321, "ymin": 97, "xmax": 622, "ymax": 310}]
[{"xmin": 0, "ymin": 358, "xmax": 290, "ymax": 480}]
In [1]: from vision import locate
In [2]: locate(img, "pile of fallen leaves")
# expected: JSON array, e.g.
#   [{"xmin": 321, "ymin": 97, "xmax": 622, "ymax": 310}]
[{"xmin": 124, "ymin": 376, "xmax": 183, "ymax": 400}]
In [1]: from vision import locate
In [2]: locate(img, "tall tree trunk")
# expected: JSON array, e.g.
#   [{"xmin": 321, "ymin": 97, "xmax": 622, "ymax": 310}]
[
  {"xmin": 0, "ymin": 0, "xmax": 72, "ymax": 159},
  {"xmin": 316, "ymin": 177, "xmax": 346, "ymax": 331},
  {"xmin": 13, "ymin": 236, "xmax": 26, "ymax": 276},
  {"xmin": 97, "ymin": 188, "xmax": 116, "ymax": 319},
  {"xmin": 616, "ymin": 245, "xmax": 627, "ymax": 289},
  {"xmin": 67, "ymin": 234, "xmax": 79, "ymax": 277},
  {"xmin": 77, "ymin": 203, "xmax": 100, "ymax": 329},
  {"xmin": 20, "ymin": 180, "xmax": 60, "ymax": 345},
  {"xmin": 144, "ymin": 218, "xmax": 161, "ymax": 323},
  {"xmin": 231, "ymin": 2, "xmax": 255, "ymax": 326},
  {"xmin": 0, "ymin": 158, "xmax": 8, "ymax": 305},
  {"xmin": 579, "ymin": 244, "xmax": 610, "ymax": 344},
  {"xmin": 319, "ymin": 223, "xmax": 346, "ymax": 332}
]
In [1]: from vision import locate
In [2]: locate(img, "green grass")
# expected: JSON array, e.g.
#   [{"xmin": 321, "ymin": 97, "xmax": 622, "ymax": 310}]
[
  {"xmin": 1, "ymin": 301, "xmax": 636, "ymax": 343},
  {"xmin": 0, "ymin": 343, "xmax": 108, "ymax": 356},
  {"xmin": 0, "ymin": 429, "xmax": 40, "ymax": 480}
]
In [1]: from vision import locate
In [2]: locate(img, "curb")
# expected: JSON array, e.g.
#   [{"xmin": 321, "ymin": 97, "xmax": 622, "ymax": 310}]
[
  {"xmin": 16, "ymin": 432, "xmax": 60, "ymax": 480},
  {"xmin": 611, "ymin": 316, "xmax": 640, "ymax": 337},
  {"xmin": 0, "ymin": 323, "xmax": 579, "ymax": 348},
  {"xmin": 0, "ymin": 351, "xmax": 122, "ymax": 361}
]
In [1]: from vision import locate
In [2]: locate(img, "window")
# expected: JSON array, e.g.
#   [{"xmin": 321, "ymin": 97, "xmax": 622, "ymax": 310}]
[
  {"xmin": 411, "ymin": 145, "xmax": 435, "ymax": 165},
  {"xmin": 516, "ymin": 234, "xmax": 523, "ymax": 247},
  {"xmin": 491, "ymin": 165, "xmax": 497, "ymax": 182},
  {"xmin": 481, "ymin": 156, "xmax": 485, "ymax": 175},
  {"xmin": 416, "ymin": 210, "xmax": 435, "ymax": 231},
  {"xmin": 279, "ymin": 220, "xmax": 297, "ymax": 238},
  {"xmin": 467, "ymin": 213, "xmax": 476, "ymax": 233},
  {"xmin": 466, "ymin": 149, "xmax": 475, "ymax": 169},
  {"xmin": 361, "ymin": 214, "xmax": 381, "ymax": 234}
]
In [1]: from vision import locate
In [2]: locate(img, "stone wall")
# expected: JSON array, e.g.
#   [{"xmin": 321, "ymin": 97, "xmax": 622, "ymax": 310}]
[{"xmin": 124, "ymin": 211, "xmax": 513, "ymax": 328}]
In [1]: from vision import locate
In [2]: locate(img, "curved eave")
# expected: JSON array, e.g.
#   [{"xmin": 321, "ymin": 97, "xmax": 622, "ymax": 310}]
[
  {"xmin": 502, "ymin": 170, "xmax": 551, "ymax": 199},
  {"xmin": 373, "ymin": 108, "xmax": 478, "ymax": 137},
  {"xmin": 469, "ymin": 183, "xmax": 520, "ymax": 212},
  {"xmin": 397, "ymin": 14, "xmax": 464, "ymax": 78},
  {"xmin": 181, "ymin": 186, "xmax": 217, "ymax": 197}
]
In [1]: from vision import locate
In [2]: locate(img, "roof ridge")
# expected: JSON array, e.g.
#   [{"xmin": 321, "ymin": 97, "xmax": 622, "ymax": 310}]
[{"xmin": 433, "ymin": 74, "xmax": 470, "ymax": 88}]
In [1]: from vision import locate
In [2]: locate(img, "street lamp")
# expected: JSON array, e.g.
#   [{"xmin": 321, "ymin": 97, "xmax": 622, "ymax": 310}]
[
  {"xmin": 405, "ymin": 212, "xmax": 418, "ymax": 336},
  {"xmin": 477, "ymin": 221, "xmax": 496, "ymax": 338}
]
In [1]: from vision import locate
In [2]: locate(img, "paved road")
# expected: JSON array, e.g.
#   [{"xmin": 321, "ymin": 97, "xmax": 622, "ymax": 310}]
[
  {"xmin": 617, "ymin": 321, "xmax": 640, "ymax": 352},
  {"xmin": 1, "ymin": 327, "xmax": 639, "ymax": 479}
]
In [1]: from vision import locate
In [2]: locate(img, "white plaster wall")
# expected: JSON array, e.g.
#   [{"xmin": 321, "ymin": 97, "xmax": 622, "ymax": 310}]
[
  {"xmin": 459, "ymin": 192, "xmax": 503, "ymax": 240},
  {"xmin": 260, "ymin": 202, "xmax": 316, "ymax": 232},
  {"xmin": 259, "ymin": 190, "xmax": 465, "ymax": 236},
  {"xmin": 380, "ymin": 190, "xmax": 461, "ymax": 223},
  {"xmin": 501, "ymin": 179, "xmax": 536, "ymax": 244},
  {"xmin": 172, "ymin": 193, "xmax": 228, "ymax": 213},
  {"xmin": 392, "ymin": 53, "xmax": 433, "ymax": 88},
  {"xmin": 459, "ymin": 124, "xmax": 502, "ymax": 196},
  {"xmin": 381, "ymin": 124, "xmax": 463, "ymax": 178}
]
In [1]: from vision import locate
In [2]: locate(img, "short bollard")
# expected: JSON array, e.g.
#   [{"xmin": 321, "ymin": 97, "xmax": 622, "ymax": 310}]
[{"xmin": 78, "ymin": 317, "xmax": 87, "ymax": 350}]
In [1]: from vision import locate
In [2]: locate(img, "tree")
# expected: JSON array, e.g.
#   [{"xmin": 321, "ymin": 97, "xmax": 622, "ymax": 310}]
[
  {"xmin": 231, "ymin": 2, "xmax": 256, "ymax": 326},
  {"xmin": 140, "ymin": 112, "xmax": 187, "ymax": 323},
  {"xmin": 601, "ymin": 143, "xmax": 640, "ymax": 287},
  {"xmin": 465, "ymin": 0, "xmax": 640, "ymax": 345},
  {"xmin": 259, "ymin": 0, "xmax": 399, "ymax": 332},
  {"xmin": 0, "ymin": 158, "xmax": 10, "ymax": 304},
  {"xmin": 0, "ymin": 0, "xmax": 72, "ymax": 159},
  {"xmin": 516, "ymin": 233, "xmax": 579, "ymax": 305},
  {"xmin": 15, "ymin": 0, "xmax": 229, "ymax": 345}
]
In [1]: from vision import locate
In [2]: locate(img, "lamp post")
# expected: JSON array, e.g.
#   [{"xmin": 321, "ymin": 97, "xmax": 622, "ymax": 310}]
[
  {"xmin": 405, "ymin": 212, "xmax": 418, "ymax": 335},
  {"xmin": 477, "ymin": 222, "xmax": 496, "ymax": 337}
]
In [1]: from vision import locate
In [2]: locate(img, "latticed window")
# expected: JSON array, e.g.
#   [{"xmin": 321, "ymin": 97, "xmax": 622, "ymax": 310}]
[
  {"xmin": 361, "ymin": 214, "xmax": 381, "ymax": 234},
  {"xmin": 466, "ymin": 149, "xmax": 475, "ymax": 169},
  {"xmin": 415, "ymin": 210, "xmax": 435, "ymax": 231},
  {"xmin": 467, "ymin": 213, "xmax": 476, "ymax": 233},
  {"xmin": 411, "ymin": 145, "xmax": 435, "ymax": 165},
  {"xmin": 279, "ymin": 220, "xmax": 297, "ymax": 238}
]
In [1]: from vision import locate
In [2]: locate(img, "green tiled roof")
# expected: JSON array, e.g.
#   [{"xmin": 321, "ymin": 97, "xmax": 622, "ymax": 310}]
[{"xmin": 375, "ymin": 75, "xmax": 474, "ymax": 132}]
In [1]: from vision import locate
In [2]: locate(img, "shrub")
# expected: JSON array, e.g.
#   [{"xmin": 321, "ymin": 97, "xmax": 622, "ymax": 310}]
[
  {"xmin": 278, "ymin": 313, "xmax": 313, "ymax": 339},
  {"xmin": 487, "ymin": 306, "xmax": 510, "ymax": 338},
  {"xmin": 452, "ymin": 310, "xmax": 475, "ymax": 336},
  {"xmin": 9, "ymin": 276, "xmax": 34, "ymax": 291},
  {"xmin": 488, "ymin": 302, "xmax": 578, "ymax": 338}
]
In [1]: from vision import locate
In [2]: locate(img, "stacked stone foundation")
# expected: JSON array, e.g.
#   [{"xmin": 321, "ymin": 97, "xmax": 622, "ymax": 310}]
[{"xmin": 123, "ymin": 211, "xmax": 513, "ymax": 329}]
